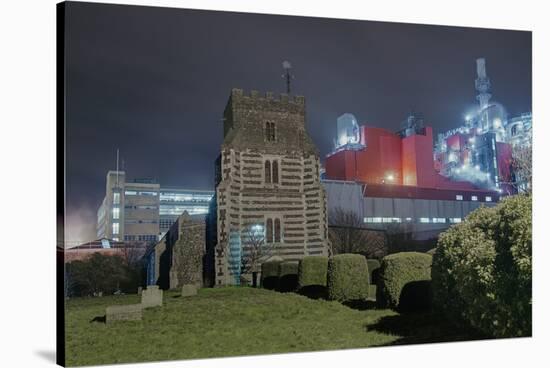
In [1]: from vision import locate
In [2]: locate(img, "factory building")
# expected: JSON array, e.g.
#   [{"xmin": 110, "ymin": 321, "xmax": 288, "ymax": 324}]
[
  {"xmin": 96, "ymin": 170, "xmax": 214, "ymax": 243},
  {"xmin": 323, "ymin": 180, "xmax": 497, "ymax": 240},
  {"xmin": 434, "ymin": 58, "xmax": 532, "ymax": 194},
  {"xmin": 323, "ymin": 57, "xmax": 532, "ymax": 239},
  {"xmin": 324, "ymin": 111, "xmax": 499, "ymax": 239},
  {"xmin": 207, "ymin": 89, "xmax": 330, "ymax": 286}
]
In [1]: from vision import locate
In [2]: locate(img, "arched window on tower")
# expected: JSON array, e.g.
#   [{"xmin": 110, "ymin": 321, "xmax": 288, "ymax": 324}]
[
  {"xmin": 274, "ymin": 218, "xmax": 281, "ymax": 242},
  {"xmin": 272, "ymin": 160, "xmax": 279, "ymax": 184},
  {"xmin": 266, "ymin": 218, "xmax": 273, "ymax": 243},
  {"xmin": 264, "ymin": 160, "xmax": 271, "ymax": 184}
]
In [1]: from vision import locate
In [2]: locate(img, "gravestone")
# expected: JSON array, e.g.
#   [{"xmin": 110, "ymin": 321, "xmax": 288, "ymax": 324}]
[
  {"xmin": 141, "ymin": 285, "xmax": 163, "ymax": 308},
  {"xmin": 106, "ymin": 304, "xmax": 142, "ymax": 323},
  {"xmin": 137, "ymin": 286, "xmax": 143, "ymax": 296},
  {"xmin": 181, "ymin": 284, "xmax": 198, "ymax": 297}
]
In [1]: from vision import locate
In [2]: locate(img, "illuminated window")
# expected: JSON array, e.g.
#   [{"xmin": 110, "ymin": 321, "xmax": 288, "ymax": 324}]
[
  {"xmin": 112, "ymin": 207, "xmax": 120, "ymax": 219},
  {"xmin": 419, "ymin": 218, "xmax": 430, "ymax": 223},
  {"xmin": 139, "ymin": 191, "xmax": 158, "ymax": 196},
  {"xmin": 471, "ymin": 196, "xmax": 478, "ymax": 201},
  {"xmin": 456, "ymin": 195, "xmax": 463, "ymax": 201},
  {"xmin": 381, "ymin": 217, "xmax": 401, "ymax": 223},
  {"xmin": 485, "ymin": 196, "xmax": 492, "ymax": 202},
  {"xmin": 113, "ymin": 192, "xmax": 120, "ymax": 204},
  {"xmin": 432, "ymin": 218, "xmax": 446, "ymax": 223},
  {"xmin": 372, "ymin": 217, "xmax": 382, "ymax": 223},
  {"xmin": 405, "ymin": 217, "xmax": 412, "ymax": 222},
  {"xmin": 125, "ymin": 190, "xmax": 137, "ymax": 196},
  {"xmin": 112, "ymin": 222, "xmax": 119, "ymax": 235},
  {"xmin": 449, "ymin": 218, "xmax": 462, "ymax": 224}
]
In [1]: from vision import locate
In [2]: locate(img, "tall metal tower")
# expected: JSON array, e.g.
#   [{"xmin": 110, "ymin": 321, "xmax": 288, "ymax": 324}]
[
  {"xmin": 281, "ymin": 60, "xmax": 294, "ymax": 94},
  {"xmin": 475, "ymin": 58, "xmax": 492, "ymax": 109}
]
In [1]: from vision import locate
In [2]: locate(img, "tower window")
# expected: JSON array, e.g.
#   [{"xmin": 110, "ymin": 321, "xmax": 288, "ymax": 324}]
[
  {"xmin": 265, "ymin": 122, "xmax": 276, "ymax": 142},
  {"xmin": 266, "ymin": 218, "xmax": 273, "ymax": 243},
  {"xmin": 264, "ymin": 159, "xmax": 279, "ymax": 185},
  {"xmin": 274, "ymin": 218, "xmax": 281, "ymax": 242},
  {"xmin": 265, "ymin": 217, "xmax": 281, "ymax": 243},
  {"xmin": 264, "ymin": 160, "xmax": 272, "ymax": 184},
  {"xmin": 272, "ymin": 160, "xmax": 279, "ymax": 184}
]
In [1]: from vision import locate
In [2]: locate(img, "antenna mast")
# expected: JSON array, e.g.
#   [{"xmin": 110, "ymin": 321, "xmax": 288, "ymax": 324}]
[
  {"xmin": 282, "ymin": 60, "xmax": 294, "ymax": 94},
  {"xmin": 116, "ymin": 148, "xmax": 119, "ymax": 187}
]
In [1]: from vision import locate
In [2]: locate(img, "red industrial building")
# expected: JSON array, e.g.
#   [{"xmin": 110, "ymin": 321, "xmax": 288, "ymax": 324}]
[{"xmin": 325, "ymin": 123, "xmax": 500, "ymax": 198}]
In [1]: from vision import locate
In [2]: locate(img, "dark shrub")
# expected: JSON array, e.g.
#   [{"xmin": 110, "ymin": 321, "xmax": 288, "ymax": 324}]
[
  {"xmin": 260, "ymin": 261, "xmax": 281, "ymax": 290},
  {"xmin": 65, "ymin": 253, "xmax": 132, "ymax": 297},
  {"xmin": 376, "ymin": 252, "xmax": 432, "ymax": 310},
  {"xmin": 327, "ymin": 254, "xmax": 370, "ymax": 302},
  {"xmin": 298, "ymin": 256, "xmax": 329, "ymax": 299},
  {"xmin": 367, "ymin": 259, "xmax": 381, "ymax": 284},
  {"xmin": 278, "ymin": 261, "xmax": 299, "ymax": 292},
  {"xmin": 432, "ymin": 195, "xmax": 532, "ymax": 338},
  {"xmin": 398, "ymin": 280, "xmax": 433, "ymax": 313}
]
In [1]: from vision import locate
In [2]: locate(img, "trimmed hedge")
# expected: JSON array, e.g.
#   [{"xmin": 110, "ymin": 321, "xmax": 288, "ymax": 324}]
[
  {"xmin": 432, "ymin": 194, "xmax": 532, "ymax": 338},
  {"xmin": 327, "ymin": 254, "xmax": 370, "ymax": 302},
  {"xmin": 376, "ymin": 252, "xmax": 432, "ymax": 310},
  {"xmin": 366, "ymin": 259, "xmax": 381, "ymax": 284},
  {"xmin": 298, "ymin": 256, "xmax": 329, "ymax": 288},
  {"xmin": 426, "ymin": 248, "xmax": 437, "ymax": 256},
  {"xmin": 297, "ymin": 256, "xmax": 329, "ymax": 299},
  {"xmin": 260, "ymin": 261, "xmax": 282, "ymax": 290},
  {"xmin": 278, "ymin": 261, "xmax": 299, "ymax": 292}
]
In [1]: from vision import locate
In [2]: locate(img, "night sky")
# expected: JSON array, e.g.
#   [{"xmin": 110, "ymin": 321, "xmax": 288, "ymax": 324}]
[{"xmin": 64, "ymin": 2, "xmax": 532, "ymax": 242}]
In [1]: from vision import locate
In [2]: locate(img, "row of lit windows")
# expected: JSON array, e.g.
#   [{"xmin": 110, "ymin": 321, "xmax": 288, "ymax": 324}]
[
  {"xmin": 159, "ymin": 193, "xmax": 213, "ymax": 202},
  {"xmin": 455, "ymin": 194, "xmax": 492, "ymax": 202},
  {"xmin": 125, "ymin": 205, "xmax": 158, "ymax": 210},
  {"xmin": 124, "ymin": 190, "xmax": 158, "ymax": 196},
  {"xmin": 124, "ymin": 234, "xmax": 158, "ymax": 242},
  {"xmin": 363, "ymin": 217, "xmax": 462, "ymax": 224},
  {"xmin": 159, "ymin": 205, "xmax": 209, "ymax": 215},
  {"xmin": 125, "ymin": 219, "xmax": 158, "ymax": 224},
  {"xmin": 159, "ymin": 219, "xmax": 176, "ymax": 229}
]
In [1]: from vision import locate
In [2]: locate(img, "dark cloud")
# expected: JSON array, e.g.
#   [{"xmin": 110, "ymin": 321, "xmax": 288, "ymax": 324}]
[{"xmin": 64, "ymin": 2, "xmax": 532, "ymax": 241}]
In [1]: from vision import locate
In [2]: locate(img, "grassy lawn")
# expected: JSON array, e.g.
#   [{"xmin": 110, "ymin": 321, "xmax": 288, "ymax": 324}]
[{"xmin": 65, "ymin": 287, "xmax": 483, "ymax": 366}]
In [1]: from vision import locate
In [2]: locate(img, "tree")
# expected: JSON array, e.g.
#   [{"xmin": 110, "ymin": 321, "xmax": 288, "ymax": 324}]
[
  {"xmin": 66, "ymin": 253, "xmax": 130, "ymax": 296},
  {"xmin": 118, "ymin": 244, "xmax": 147, "ymax": 291},
  {"xmin": 511, "ymin": 144, "xmax": 532, "ymax": 194},
  {"xmin": 240, "ymin": 223, "xmax": 276, "ymax": 287},
  {"xmin": 328, "ymin": 207, "xmax": 387, "ymax": 258}
]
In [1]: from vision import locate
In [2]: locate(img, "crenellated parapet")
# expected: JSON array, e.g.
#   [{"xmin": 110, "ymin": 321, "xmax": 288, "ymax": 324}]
[{"xmin": 230, "ymin": 88, "xmax": 305, "ymax": 108}]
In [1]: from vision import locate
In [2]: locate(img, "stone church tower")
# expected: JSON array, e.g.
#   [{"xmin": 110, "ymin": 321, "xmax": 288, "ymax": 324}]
[{"xmin": 210, "ymin": 88, "xmax": 329, "ymax": 286}]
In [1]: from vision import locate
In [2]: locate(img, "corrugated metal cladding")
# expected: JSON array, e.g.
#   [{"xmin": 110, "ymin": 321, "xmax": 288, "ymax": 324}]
[{"xmin": 323, "ymin": 180, "xmax": 496, "ymax": 239}]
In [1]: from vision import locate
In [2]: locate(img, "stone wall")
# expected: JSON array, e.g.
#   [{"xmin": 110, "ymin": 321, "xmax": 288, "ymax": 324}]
[
  {"xmin": 169, "ymin": 219, "xmax": 204, "ymax": 289},
  {"xmin": 147, "ymin": 212, "xmax": 205, "ymax": 289}
]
